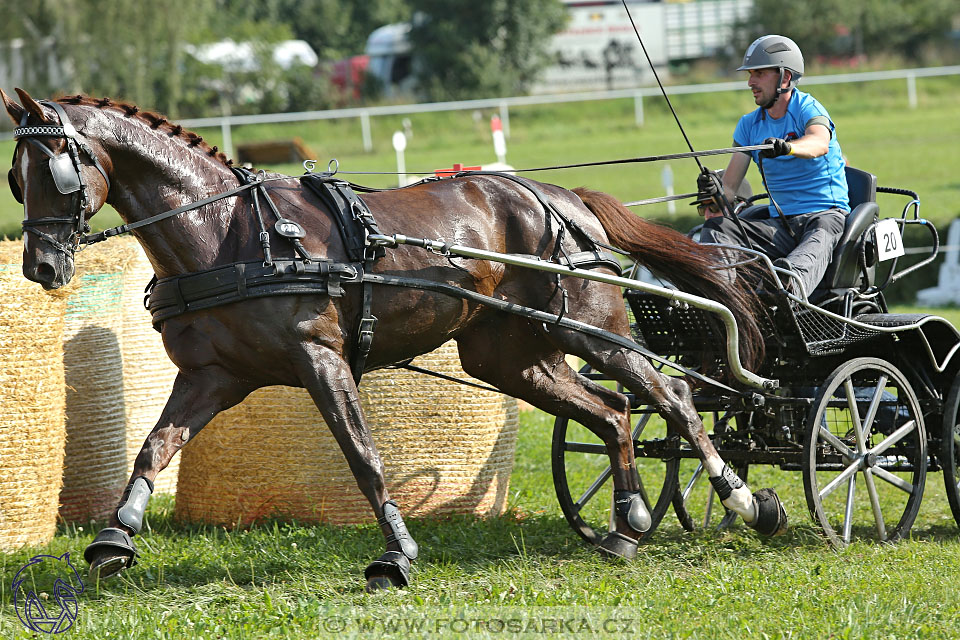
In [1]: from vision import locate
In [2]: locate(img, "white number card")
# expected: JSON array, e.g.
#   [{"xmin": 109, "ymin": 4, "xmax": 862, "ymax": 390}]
[{"xmin": 876, "ymin": 218, "xmax": 905, "ymax": 261}]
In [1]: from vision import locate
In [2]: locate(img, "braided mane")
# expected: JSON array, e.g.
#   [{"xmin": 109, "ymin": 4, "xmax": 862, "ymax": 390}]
[{"xmin": 57, "ymin": 95, "xmax": 233, "ymax": 167}]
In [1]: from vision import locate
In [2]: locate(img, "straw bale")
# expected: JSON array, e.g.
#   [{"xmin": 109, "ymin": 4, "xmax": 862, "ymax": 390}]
[
  {"xmin": 114, "ymin": 238, "xmax": 179, "ymax": 494},
  {"xmin": 176, "ymin": 341, "xmax": 519, "ymax": 527},
  {"xmin": 58, "ymin": 244, "xmax": 128, "ymax": 522},
  {"xmin": 0, "ymin": 258, "xmax": 68, "ymax": 551}
]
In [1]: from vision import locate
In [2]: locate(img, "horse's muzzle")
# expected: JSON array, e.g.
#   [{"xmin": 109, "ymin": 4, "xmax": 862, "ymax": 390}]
[{"xmin": 23, "ymin": 251, "xmax": 74, "ymax": 290}]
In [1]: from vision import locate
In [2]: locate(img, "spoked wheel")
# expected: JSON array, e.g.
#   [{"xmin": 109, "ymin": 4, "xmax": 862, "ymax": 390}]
[
  {"xmin": 803, "ymin": 357, "xmax": 926, "ymax": 548},
  {"xmin": 941, "ymin": 375, "xmax": 960, "ymax": 527},
  {"xmin": 552, "ymin": 365, "xmax": 677, "ymax": 545}
]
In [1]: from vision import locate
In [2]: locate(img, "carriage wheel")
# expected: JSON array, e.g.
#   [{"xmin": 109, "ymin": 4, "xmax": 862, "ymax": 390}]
[
  {"xmin": 940, "ymin": 375, "xmax": 960, "ymax": 527},
  {"xmin": 802, "ymin": 357, "xmax": 926, "ymax": 548},
  {"xmin": 551, "ymin": 365, "xmax": 677, "ymax": 545}
]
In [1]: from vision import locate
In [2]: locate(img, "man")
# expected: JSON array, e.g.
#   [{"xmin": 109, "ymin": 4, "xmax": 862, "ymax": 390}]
[{"xmin": 697, "ymin": 35, "xmax": 849, "ymax": 297}]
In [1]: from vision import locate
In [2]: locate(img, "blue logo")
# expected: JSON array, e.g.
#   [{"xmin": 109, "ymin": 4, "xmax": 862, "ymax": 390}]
[{"xmin": 12, "ymin": 552, "xmax": 84, "ymax": 634}]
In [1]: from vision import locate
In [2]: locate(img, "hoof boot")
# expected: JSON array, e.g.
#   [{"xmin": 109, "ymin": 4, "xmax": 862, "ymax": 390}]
[
  {"xmin": 364, "ymin": 551, "xmax": 411, "ymax": 592},
  {"xmin": 748, "ymin": 488, "xmax": 788, "ymax": 536},
  {"xmin": 597, "ymin": 531, "xmax": 639, "ymax": 561},
  {"xmin": 84, "ymin": 528, "xmax": 139, "ymax": 581}
]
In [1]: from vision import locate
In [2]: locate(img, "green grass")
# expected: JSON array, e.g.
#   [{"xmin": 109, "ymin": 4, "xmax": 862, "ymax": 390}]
[
  {"xmin": 2, "ymin": 74, "xmax": 958, "ymax": 239},
  {"xmin": 4, "ymin": 348, "xmax": 960, "ymax": 639}
]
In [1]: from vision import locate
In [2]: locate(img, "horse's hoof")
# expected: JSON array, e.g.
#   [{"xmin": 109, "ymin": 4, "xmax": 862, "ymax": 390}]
[
  {"xmin": 363, "ymin": 551, "xmax": 411, "ymax": 592},
  {"xmin": 365, "ymin": 574, "xmax": 398, "ymax": 593},
  {"xmin": 748, "ymin": 488, "xmax": 788, "ymax": 537},
  {"xmin": 89, "ymin": 554, "xmax": 131, "ymax": 581},
  {"xmin": 596, "ymin": 531, "xmax": 638, "ymax": 561},
  {"xmin": 84, "ymin": 527, "xmax": 139, "ymax": 581}
]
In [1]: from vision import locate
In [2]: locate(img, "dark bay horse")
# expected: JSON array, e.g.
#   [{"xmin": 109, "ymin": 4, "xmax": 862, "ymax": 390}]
[{"xmin": 4, "ymin": 88, "xmax": 786, "ymax": 591}]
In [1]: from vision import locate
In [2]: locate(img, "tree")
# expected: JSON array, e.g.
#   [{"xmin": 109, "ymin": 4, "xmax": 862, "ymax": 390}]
[
  {"xmin": 0, "ymin": 0, "xmax": 214, "ymax": 116},
  {"xmin": 744, "ymin": 0, "xmax": 959, "ymax": 63},
  {"xmin": 407, "ymin": 0, "xmax": 568, "ymax": 101}
]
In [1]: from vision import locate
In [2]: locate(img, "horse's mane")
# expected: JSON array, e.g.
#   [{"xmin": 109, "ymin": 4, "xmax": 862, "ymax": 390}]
[{"xmin": 57, "ymin": 95, "xmax": 234, "ymax": 167}]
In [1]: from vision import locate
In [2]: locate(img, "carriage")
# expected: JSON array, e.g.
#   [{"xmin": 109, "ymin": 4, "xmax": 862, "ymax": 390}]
[
  {"xmin": 7, "ymin": 87, "xmax": 960, "ymax": 591},
  {"xmin": 553, "ymin": 165, "xmax": 960, "ymax": 548}
]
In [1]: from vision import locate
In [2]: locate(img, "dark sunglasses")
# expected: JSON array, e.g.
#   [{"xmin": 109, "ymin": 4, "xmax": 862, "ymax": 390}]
[{"xmin": 697, "ymin": 202, "xmax": 721, "ymax": 215}]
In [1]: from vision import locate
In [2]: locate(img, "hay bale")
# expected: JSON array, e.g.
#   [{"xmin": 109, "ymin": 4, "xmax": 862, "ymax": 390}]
[
  {"xmin": 115, "ymin": 238, "xmax": 179, "ymax": 494},
  {"xmin": 58, "ymin": 244, "xmax": 129, "ymax": 522},
  {"xmin": 0, "ymin": 247, "xmax": 68, "ymax": 550},
  {"xmin": 175, "ymin": 341, "xmax": 519, "ymax": 527}
]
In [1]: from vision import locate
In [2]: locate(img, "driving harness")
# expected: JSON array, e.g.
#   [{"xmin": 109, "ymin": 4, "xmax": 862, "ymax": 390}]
[{"xmin": 11, "ymin": 100, "xmax": 623, "ymax": 383}]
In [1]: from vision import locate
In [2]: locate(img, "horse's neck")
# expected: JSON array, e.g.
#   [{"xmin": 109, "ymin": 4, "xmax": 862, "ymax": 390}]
[{"xmin": 99, "ymin": 117, "xmax": 254, "ymax": 277}]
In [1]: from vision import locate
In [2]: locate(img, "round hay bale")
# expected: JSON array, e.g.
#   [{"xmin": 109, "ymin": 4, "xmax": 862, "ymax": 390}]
[
  {"xmin": 115, "ymin": 238, "xmax": 179, "ymax": 495},
  {"xmin": 175, "ymin": 341, "xmax": 519, "ymax": 527},
  {"xmin": 58, "ymin": 243, "xmax": 129, "ymax": 523},
  {"xmin": 0, "ymin": 251, "xmax": 68, "ymax": 551}
]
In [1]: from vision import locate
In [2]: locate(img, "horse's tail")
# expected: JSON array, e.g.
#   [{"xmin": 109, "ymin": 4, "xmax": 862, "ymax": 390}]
[{"xmin": 573, "ymin": 187, "xmax": 764, "ymax": 371}]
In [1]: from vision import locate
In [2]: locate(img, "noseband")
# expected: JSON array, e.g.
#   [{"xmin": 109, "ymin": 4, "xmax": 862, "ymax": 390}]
[{"xmin": 11, "ymin": 101, "xmax": 111, "ymax": 255}]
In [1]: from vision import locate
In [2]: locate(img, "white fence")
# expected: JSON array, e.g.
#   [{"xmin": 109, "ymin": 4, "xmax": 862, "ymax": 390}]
[{"xmin": 2, "ymin": 65, "xmax": 958, "ymax": 157}]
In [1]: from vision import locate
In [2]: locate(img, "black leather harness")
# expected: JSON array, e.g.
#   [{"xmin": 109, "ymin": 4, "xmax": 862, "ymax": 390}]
[{"xmin": 142, "ymin": 170, "xmax": 624, "ymax": 384}]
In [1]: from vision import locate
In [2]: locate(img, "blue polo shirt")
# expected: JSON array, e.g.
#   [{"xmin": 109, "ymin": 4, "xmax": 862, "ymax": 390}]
[{"xmin": 733, "ymin": 89, "xmax": 849, "ymax": 216}]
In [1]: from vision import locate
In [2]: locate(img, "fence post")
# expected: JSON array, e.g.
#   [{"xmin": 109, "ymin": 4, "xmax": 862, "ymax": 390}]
[
  {"xmin": 499, "ymin": 102, "xmax": 510, "ymax": 139},
  {"xmin": 360, "ymin": 110, "xmax": 372, "ymax": 152},
  {"xmin": 634, "ymin": 92, "xmax": 644, "ymax": 126},
  {"xmin": 906, "ymin": 72, "xmax": 917, "ymax": 109},
  {"xmin": 220, "ymin": 118, "xmax": 233, "ymax": 160}
]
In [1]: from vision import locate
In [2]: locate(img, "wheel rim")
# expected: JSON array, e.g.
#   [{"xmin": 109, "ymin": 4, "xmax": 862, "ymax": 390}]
[
  {"xmin": 551, "ymin": 366, "xmax": 677, "ymax": 545},
  {"xmin": 803, "ymin": 357, "xmax": 926, "ymax": 547},
  {"xmin": 941, "ymin": 375, "xmax": 960, "ymax": 527}
]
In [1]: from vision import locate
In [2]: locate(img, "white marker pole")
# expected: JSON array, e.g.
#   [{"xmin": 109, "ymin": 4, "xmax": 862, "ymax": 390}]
[
  {"xmin": 661, "ymin": 164, "xmax": 675, "ymax": 215},
  {"xmin": 392, "ymin": 131, "xmax": 407, "ymax": 187},
  {"xmin": 491, "ymin": 115, "xmax": 507, "ymax": 164}
]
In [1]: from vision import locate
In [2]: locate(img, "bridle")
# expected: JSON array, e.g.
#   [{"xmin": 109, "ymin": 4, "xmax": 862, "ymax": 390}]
[{"xmin": 10, "ymin": 100, "xmax": 111, "ymax": 255}]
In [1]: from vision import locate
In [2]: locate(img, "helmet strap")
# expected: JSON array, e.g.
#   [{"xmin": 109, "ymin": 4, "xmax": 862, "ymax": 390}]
[{"xmin": 762, "ymin": 68, "xmax": 788, "ymax": 110}]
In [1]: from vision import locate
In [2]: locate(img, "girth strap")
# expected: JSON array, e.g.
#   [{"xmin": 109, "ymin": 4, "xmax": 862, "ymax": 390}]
[{"xmin": 300, "ymin": 172, "xmax": 384, "ymax": 383}]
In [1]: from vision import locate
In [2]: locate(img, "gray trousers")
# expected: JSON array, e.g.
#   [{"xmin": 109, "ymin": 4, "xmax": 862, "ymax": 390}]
[{"xmin": 700, "ymin": 208, "xmax": 847, "ymax": 295}]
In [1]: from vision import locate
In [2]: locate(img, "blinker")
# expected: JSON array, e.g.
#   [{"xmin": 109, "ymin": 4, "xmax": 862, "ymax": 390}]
[
  {"xmin": 49, "ymin": 153, "xmax": 82, "ymax": 195},
  {"xmin": 7, "ymin": 169, "xmax": 23, "ymax": 204}
]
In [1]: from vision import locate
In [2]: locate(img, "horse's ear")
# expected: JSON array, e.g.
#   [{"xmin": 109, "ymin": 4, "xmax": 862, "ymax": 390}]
[
  {"xmin": 14, "ymin": 88, "xmax": 50, "ymax": 123},
  {"xmin": 0, "ymin": 88, "xmax": 24, "ymax": 125}
]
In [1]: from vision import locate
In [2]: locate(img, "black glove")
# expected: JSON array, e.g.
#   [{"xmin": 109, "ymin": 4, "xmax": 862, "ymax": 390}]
[
  {"xmin": 696, "ymin": 170, "xmax": 721, "ymax": 197},
  {"xmin": 760, "ymin": 137, "xmax": 792, "ymax": 158}
]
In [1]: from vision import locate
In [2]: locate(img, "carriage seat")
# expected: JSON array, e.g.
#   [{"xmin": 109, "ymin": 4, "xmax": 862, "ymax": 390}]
[
  {"xmin": 731, "ymin": 166, "xmax": 879, "ymax": 301},
  {"xmin": 812, "ymin": 166, "xmax": 879, "ymax": 300}
]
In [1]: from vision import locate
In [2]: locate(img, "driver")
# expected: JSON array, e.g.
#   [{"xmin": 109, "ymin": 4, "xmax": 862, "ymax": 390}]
[{"xmin": 696, "ymin": 35, "xmax": 849, "ymax": 297}]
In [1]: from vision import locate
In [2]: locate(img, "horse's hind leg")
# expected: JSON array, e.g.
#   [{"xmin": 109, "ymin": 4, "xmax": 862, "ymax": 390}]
[
  {"xmin": 85, "ymin": 368, "xmax": 255, "ymax": 581},
  {"xmin": 290, "ymin": 345, "xmax": 417, "ymax": 592},
  {"xmin": 456, "ymin": 319, "xmax": 653, "ymax": 559},
  {"xmin": 544, "ymin": 324, "xmax": 788, "ymax": 538}
]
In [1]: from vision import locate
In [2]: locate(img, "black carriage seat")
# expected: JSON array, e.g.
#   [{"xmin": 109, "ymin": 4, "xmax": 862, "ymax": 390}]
[{"xmin": 813, "ymin": 166, "xmax": 879, "ymax": 300}]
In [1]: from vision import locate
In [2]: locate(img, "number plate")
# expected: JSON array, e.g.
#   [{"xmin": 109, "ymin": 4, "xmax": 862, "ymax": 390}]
[{"xmin": 876, "ymin": 218, "xmax": 904, "ymax": 261}]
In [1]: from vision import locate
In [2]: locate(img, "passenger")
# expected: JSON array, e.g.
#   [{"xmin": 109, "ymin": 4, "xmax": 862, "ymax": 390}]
[{"xmin": 696, "ymin": 34, "xmax": 849, "ymax": 297}]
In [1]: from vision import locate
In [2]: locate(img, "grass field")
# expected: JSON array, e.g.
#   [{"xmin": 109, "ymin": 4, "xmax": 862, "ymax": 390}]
[{"xmin": 3, "ymin": 382, "xmax": 960, "ymax": 639}]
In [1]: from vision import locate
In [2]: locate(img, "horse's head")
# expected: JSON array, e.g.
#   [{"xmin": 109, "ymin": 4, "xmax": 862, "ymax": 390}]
[{"xmin": 3, "ymin": 88, "xmax": 111, "ymax": 289}]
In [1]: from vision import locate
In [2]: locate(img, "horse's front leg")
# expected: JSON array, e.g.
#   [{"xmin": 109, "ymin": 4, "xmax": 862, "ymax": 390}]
[
  {"xmin": 84, "ymin": 368, "xmax": 252, "ymax": 581},
  {"xmin": 293, "ymin": 344, "xmax": 418, "ymax": 592}
]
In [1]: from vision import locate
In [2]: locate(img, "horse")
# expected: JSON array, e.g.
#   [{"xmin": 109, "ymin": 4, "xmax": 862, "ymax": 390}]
[{"xmin": 3, "ymin": 88, "xmax": 787, "ymax": 592}]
